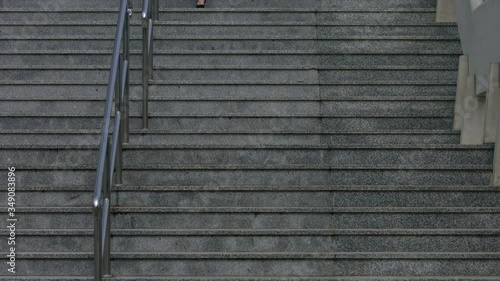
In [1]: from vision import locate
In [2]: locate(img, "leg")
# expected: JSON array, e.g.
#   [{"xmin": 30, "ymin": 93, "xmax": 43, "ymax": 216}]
[{"xmin": 196, "ymin": 0, "xmax": 206, "ymax": 8}]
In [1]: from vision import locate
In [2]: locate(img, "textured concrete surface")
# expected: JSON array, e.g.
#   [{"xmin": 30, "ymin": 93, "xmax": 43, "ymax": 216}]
[{"xmin": 1, "ymin": 0, "xmax": 499, "ymax": 279}]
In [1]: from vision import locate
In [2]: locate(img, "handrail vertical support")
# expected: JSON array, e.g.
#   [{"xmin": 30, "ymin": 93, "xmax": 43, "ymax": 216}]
[
  {"xmin": 94, "ymin": 206, "xmax": 102, "ymax": 281},
  {"xmin": 142, "ymin": 17, "xmax": 150, "ymax": 129},
  {"xmin": 117, "ymin": 54, "xmax": 123, "ymax": 119},
  {"xmin": 103, "ymin": 137, "xmax": 112, "ymax": 278},
  {"xmin": 102, "ymin": 199, "xmax": 112, "ymax": 277},
  {"xmin": 115, "ymin": 121, "xmax": 123, "ymax": 186},
  {"xmin": 154, "ymin": 0, "xmax": 159, "ymax": 21},
  {"xmin": 123, "ymin": 3, "xmax": 131, "ymax": 143},
  {"xmin": 148, "ymin": 19, "xmax": 154, "ymax": 80}
]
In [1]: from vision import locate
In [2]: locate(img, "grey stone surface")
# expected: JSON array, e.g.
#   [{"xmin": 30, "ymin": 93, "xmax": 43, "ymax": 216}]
[
  {"xmin": 0, "ymin": 39, "xmax": 463, "ymax": 53},
  {"xmin": 1, "ymin": 277, "xmax": 500, "ymax": 281},
  {"xmin": 6, "ymin": 165, "xmax": 493, "ymax": 186},
  {"xmin": 2, "ymin": 0, "xmax": 499, "ymax": 279},
  {"xmin": 0, "ymin": 144, "xmax": 494, "ymax": 167},
  {"xmin": 4, "ymin": 187, "xmax": 500, "ymax": 208},
  {"xmin": 5, "ymin": 233, "xmax": 500, "ymax": 253},
  {"xmin": 0, "ymin": 276, "xmax": 496, "ymax": 281},
  {"xmin": 0, "ymin": 100, "xmax": 459, "ymax": 117},
  {"xmin": 317, "ymin": 25, "xmax": 459, "ymax": 38},
  {"xmin": 3, "ymin": 253, "xmax": 500, "ymax": 276},
  {"xmin": 0, "ymin": 116, "xmax": 457, "ymax": 130},
  {"xmin": 436, "ymin": 0, "xmax": 456, "ymax": 22},
  {"xmin": 0, "ymin": 130, "xmax": 463, "ymax": 145}
]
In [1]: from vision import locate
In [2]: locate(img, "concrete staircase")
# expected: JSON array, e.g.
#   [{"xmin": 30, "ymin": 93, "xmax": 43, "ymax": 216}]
[{"xmin": 1, "ymin": 0, "xmax": 500, "ymax": 279}]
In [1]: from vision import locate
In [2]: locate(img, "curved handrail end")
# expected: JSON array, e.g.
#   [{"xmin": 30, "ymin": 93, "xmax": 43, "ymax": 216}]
[
  {"xmin": 142, "ymin": 0, "xmax": 150, "ymax": 19},
  {"xmin": 93, "ymin": 197, "xmax": 101, "ymax": 209}
]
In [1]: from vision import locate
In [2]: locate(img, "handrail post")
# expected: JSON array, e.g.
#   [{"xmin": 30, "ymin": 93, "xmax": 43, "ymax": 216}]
[
  {"xmin": 103, "ymin": 136, "xmax": 112, "ymax": 277},
  {"xmin": 114, "ymin": 65, "xmax": 120, "ymax": 114},
  {"xmin": 123, "ymin": 2, "xmax": 132, "ymax": 143},
  {"xmin": 154, "ymin": 0, "xmax": 159, "ymax": 21},
  {"xmin": 116, "ymin": 62, "xmax": 128, "ymax": 186},
  {"xmin": 142, "ymin": 13, "xmax": 150, "ymax": 129},
  {"xmin": 115, "ymin": 53, "xmax": 123, "ymax": 186},
  {"xmin": 102, "ymin": 199, "xmax": 112, "ymax": 277},
  {"xmin": 116, "ymin": 116, "xmax": 123, "ymax": 187},
  {"xmin": 94, "ymin": 206, "xmax": 102, "ymax": 281},
  {"xmin": 116, "ymin": 54, "xmax": 122, "ymax": 117},
  {"xmin": 148, "ymin": 19, "xmax": 154, "ymax": 81}
]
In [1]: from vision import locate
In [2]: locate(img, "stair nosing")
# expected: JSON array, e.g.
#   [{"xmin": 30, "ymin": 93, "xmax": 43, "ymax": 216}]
[
  {"xmin": 0, "ymin": 21, "xmax": 458, "ymax": 27},
  {"xmin": 12, "ymin": 252, "xmax": 500, "ymax": 260},
  {"xmin": 0, "ymin": 129, "xmax": 462, "ymax": 135},
  {"xmin": 0, "ymin": 8, "xmax": 440, "ymax": 13},
  {"xmin": 13, "ymin": 185, "xmax": 500, "ymax": 192},
  {"xmin": 12, "ymin": 206, "xmax": 500, "ymax": 214},
  {"xmin": 3, "ymin": 228, "xmax": 500, "ymax": 236},
  {"xmin": 0, "ymin": 144, "xmax": 493, "ymax": 150}
]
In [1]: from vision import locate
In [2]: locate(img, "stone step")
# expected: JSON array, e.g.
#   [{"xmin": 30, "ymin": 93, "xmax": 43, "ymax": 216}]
[
  {"xmin": 0, "ymin": 129, "xmax": 462, "ymax": 145},
  {"xmin": 2, "ymin": 229, "xmax": 500, "ymax": 253},
  {"xmin": 0, "ymin": 0, "xmax": 144, "ymax": 9},
  {"xmin": 0, "ymin": 69, "xmax": 458, "ymax": 84},
  {"xmin": 0, "ymin": 0, "xmax": 439, "ymax": 10},
  {"xmin": 0, "ymin": 99, "xmax": 456, "ymax": 117},
  {"xmin": 0, "ymin": 10, "xmax": 448, "ymax": 25},
  {"xmin": 0, "ymin": 86, "xmax": 459, "ymax": 100},
  {"xmin": 0, "ymin": 116, "xmax": 455, "ymax": 131},
  {"xmin": 0, "ymin": 39, "xmax": 461, "ymax": 53},
  {"xmin": 3, "ymin": 185, "xmax": 499, "ymax": 207},
  {"xmin": 0, "ymin": 20, "xmax": 457, "ymax": 27},
  {"xmin": 0, "ymin": 144, "xmax": 493, "ymax": 167},
  {"xmin": 9, "ymin": 206, "xmax": 500, "ymax": 230},
  {"xmin": 8, "ymin": 165, "xmax": 492, "ymax": 186},
  {"xmin": 0, "ymin": 54, "xmax": 460, "ymax": 68},
  {"xmin": 0, "ymin": 69, "xmax": 321, "ymax": 83},
  {"xmin": 0, "ymin": 84, "xmax": 458, "ymax": 100},
  {"xmin": 0, "ymin": 24, "xmax": 458, "ymax": 38},
  {"xmin": 163, "ymin": 0, "xmax": 439, "ymax": 10},
  {"xmin": 4, "ymin": 252, "xmax": 500, "ymax": 277},
  {"xmin": 1, "ymin": 276, "xmax": 499, "ymax": 281}
]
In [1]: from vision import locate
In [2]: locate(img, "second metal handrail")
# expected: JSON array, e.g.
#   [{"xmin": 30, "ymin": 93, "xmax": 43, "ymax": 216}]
[
  {"xmin": 142, "ymin": 0, "xmax": 158, "ymax": 129},
  {"xmin": 93, "ymin": 0, "xmax": 132, "ymax": 280}
]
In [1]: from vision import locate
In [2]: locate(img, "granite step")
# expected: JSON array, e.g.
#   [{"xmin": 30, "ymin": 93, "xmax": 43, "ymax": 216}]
[
  {"xmin": 8, "ymin": 206, "xmax": 500, "ymax": 230},
  {"xmin": 0, "ymin": 74, "xmax": 458, "ymax": 85},
  {"xmin": 3, "ymin": 251, "xmax": 500, "ymax": 277},
  {"xmin": 2, "ymin": 185, "xmax": 499, "ymax": 208},
  {"xmin": 1, "ymin": 229, "xmax": 500, "ymax": 253},
  {"xmin": 0, "ymin": 54, "xmax": 460, "ymax": 68},
  {"xmin": 0, "ymin": 0, "xmax": 439, "ymax": 10},
  {"xmin": 2, "ymin": 277, "xmax": 500, "ymax": 281},
  {"xmin": 0, "ymin": 39, "xmax": 462, "ymax": 52},
  {"xmin": 0, "ymin": 99, "xmax": 456, "ymax": 117},
  {"xmin": 1, "ymin": 276, "xmax": 500, "ymax": 281},
  {"xmin": 0, "ymin": 10, "xmax": 450, "ymax": 26},
  {"xmin": 0, "ymin": 129, "xmax": 462, "ymax": 145},
  {"xmin": 0, "ymin": 86, "xmax": 458, "ymax": 100},
  {"xmin": 0, "ymin": 24, "xmax": 459, "ymax": 38},
  {"xmin": 0, "ymin": 116, "xmax": 455, "ymax": 131},
  {"xmin": 8, "ymin": 164, "xmax": 492, "ymax": 186},
  {"xmin": 0, "ymin": 144, "xmax": 493, "ymax": 167}
]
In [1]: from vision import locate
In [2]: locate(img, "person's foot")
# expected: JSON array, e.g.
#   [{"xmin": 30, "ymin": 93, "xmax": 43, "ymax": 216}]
[{"xmin": 196, "ymin": 0, "xmax": 205, "ymax": 8}]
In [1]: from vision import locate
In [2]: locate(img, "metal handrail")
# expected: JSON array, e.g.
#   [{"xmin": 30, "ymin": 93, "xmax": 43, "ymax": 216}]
[
  {"xmin": 92, "ymin": 0, "xmax": 132, "ymax": 280},
  {"xmin": 142, "ymin": 0, "xmax": 158, "ymax": 129}
]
